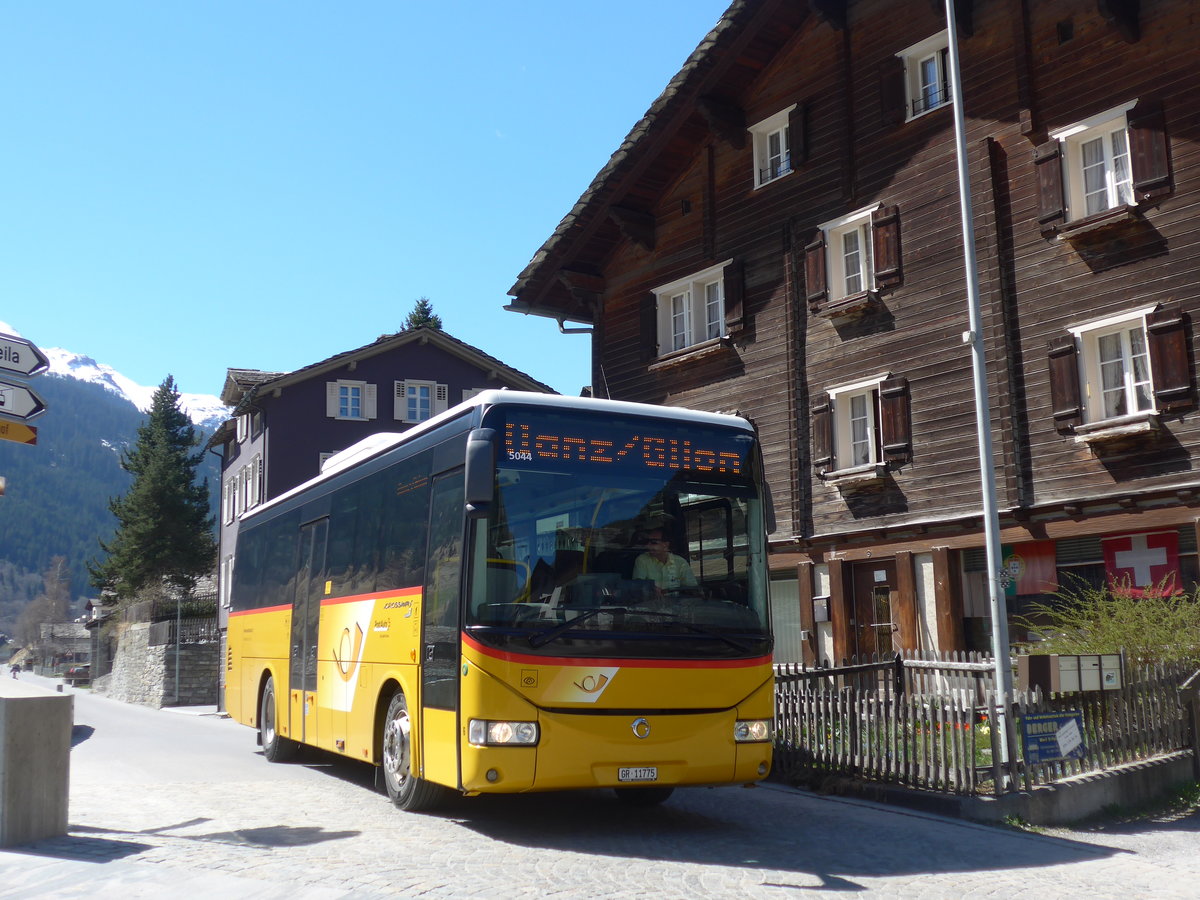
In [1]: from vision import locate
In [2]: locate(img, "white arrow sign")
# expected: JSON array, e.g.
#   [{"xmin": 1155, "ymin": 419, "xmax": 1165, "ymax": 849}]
[
  {"xmin": 0, "ymin": 332, "xmax": 50, "ymax": 377},
  {"xmin": 0, "ymin": 379, "xmax": 47, "ymax": 420}
]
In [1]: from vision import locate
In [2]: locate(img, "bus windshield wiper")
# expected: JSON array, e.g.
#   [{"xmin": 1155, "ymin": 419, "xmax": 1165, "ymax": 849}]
[
  {"xmin": 528, "ymin": 607, "xmax": 623, "ymax": 648},
  {"xmin": 528, "ymin": 606, "xmax": 758, "ymax": 653},
  {"xmin": 621, "ymin": 607, "xmax": 754, "ymax": 653}
]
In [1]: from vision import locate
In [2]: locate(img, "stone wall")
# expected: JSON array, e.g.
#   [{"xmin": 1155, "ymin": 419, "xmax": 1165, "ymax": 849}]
[{"xmin": 102, "ymin": 622, "xmax": 219, "ymax": 708}]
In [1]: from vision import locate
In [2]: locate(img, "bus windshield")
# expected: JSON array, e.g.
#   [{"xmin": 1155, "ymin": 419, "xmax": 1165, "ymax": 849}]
[{"xmin": 466, "ymin": 408, "xmax": 771, "ymax": 660}]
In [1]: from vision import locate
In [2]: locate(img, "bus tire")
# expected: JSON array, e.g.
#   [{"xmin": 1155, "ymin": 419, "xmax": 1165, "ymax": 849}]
[
  {"xmin": 381, "ymin": 690, "xmax": 445, "ymax": 812},
  {"xmin": 260, "ymin": 676, "xmax": 298, "ymax": 763},
  {"xmin": 614, "ymin": 786, "xmax": 674, "ymax": 807}
]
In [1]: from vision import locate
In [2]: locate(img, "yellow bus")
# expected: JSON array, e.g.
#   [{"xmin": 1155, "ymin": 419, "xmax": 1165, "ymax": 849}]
[{"xmin": 226, "ymin": 391, "xmax": 773, "ymax": 810}]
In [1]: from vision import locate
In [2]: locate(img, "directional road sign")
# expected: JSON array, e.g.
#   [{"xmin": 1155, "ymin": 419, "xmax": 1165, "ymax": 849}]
[
  {"xmin": 0, "ymin": 379, "xmax": 46, "ymax": 420},
  {"xmin": 0, "ymin": 420, "xmax": 37, "ymax": 445},
  {"xmin": 0, "ymin": 332, "xmax": 49, "ymax": 378}
]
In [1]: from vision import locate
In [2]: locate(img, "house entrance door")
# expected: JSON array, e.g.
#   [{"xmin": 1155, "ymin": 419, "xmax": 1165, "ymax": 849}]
[{"xmin": 851, "ymin": 560, "xmax": 897, "ymax": 660}]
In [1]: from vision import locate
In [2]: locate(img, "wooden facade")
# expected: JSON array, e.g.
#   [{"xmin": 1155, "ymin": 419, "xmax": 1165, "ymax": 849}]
[{"xmin": 507, "ymin": 0, "xmax": 1200, "ymax": 663}]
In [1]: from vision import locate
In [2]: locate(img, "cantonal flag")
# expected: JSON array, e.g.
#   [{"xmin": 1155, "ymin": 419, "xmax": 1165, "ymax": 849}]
[
  {"xmin": 1001, "ymin": 541, "xmax": 1058, "ymax": 597},
  {"xmin": 1101, "ymin": 530, "xmax": 1181, "ymax": 597}
]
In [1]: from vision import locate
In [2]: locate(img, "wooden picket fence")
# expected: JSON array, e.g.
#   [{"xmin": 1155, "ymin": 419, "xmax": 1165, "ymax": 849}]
[{"xmin": 773, "ymin": 652, "xmax": 1199, "ymax": 796}]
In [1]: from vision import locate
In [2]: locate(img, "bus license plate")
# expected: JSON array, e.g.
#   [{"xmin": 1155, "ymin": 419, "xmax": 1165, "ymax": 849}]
[{"xmin": 618, "ymin": 766, "xmax": 658, "ymax": 783}]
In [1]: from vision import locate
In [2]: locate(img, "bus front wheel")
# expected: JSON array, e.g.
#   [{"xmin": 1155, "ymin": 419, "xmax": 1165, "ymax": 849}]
[
  {"xmin": 381, "ymin": 690, "xmax": 445, "ymax": 812},
  {"xmin": 260, "ymin": 676, "xmax": 298, "ymax": 763}
]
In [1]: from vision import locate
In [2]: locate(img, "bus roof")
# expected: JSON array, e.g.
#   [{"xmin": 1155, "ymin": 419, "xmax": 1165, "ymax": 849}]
[{"xmin": 241, "ymin": 391, "xmax": 754, "ymax": 521}]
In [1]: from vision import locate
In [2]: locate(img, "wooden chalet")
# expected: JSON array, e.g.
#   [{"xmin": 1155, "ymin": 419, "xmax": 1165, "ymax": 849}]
[
  {"xmin": 209, "ymin": 325, "xmax": 555, "ymax": 614},
  {"xmin": 506, "ymin": 0, "xmax": 1200, "ymax": 665}
]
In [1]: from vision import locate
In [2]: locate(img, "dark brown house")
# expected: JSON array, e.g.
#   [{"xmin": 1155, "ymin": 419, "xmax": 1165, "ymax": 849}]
[
  {"xmin": 210, "ymin": 325, "xmax": 555, "ymax": 620},
  {"xmin": 506, "ymin": 0, "xmax": 1200, "ymax": 665}
]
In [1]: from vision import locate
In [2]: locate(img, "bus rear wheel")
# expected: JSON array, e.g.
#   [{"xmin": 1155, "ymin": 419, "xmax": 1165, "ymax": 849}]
[
  {"xmin": 614, "ymin": 786, "xmax": 674, "ymax": 806},
  {"xmin": 381, "ymin": 691, "xmax": 445, "ymax": 812},
  {"xmin": 260, "ymin": 676, "xmax": 298, "ymax": 762}
]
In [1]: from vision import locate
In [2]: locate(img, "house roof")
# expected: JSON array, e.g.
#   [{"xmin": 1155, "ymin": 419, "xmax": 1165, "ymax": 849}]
[
  {"xmin": 505, "ymin": 0, "xmax": 761, "ymax": 323},
  {"xmin": 218, "ymin": 325, "xmax": 557, "ymax": 418}
]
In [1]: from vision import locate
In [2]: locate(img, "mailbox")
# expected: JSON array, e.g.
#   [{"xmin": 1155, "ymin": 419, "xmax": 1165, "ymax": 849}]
[{"xmin": 1017, "ymin": 653, "xmax": 1124, "ymax": 694}]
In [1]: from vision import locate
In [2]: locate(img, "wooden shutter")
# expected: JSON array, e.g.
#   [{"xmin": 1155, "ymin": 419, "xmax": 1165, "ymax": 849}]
[
  {"xmin": 788, "ymin": 102, "xmax": 807, "ymax": 168},
  {"xmin": 879, "ymin": 55, "xmax": 907, "ymax": 126},
  {"xmin": 1034, "ymin": 140, "xmax": 1065, "ymax": 234},
  {"xmin": 640, "ymin": 293, "xmax": 659, "ymax": 362},
  {"xmin": 1127, "ymin": 98, "xmax": 1172, "ymax": 203},
  {"xmin": 724, "ymin": 258, "xmax": 745, "ymax": 334},
  {"xmin": 325, "ymin": 382, "xmax": 339, "ymax": 418},
  {"xmin": 1047, "ymin": 335, "xmax": 1082, "ymax": 432},
  {"xmin": 1147, "ymin": 302, "xmax": 1193, "ymax": 412},
  {"xmin": 804, "ymin": 235, "xmax": 827, "ymax": 311},
  {"xmin": 434, "ymin": 383, "xmax": 449, "ymax": 415},
  {"xmin": 872, "ymin": 205, "xmax": 903, "ymax": 288},
  {"xmin": 879, "ymin": 376, "xmax": 912, "ymax": 464},
  {"xmin": 393, "ymin": 381, "xmax": 406, "ymax": 420},
  {"xmin": 364, "ymin": 383, "xmax": 377, "ymax": 420},
  {"xmin": 811, "ymin": 394, "xmax": 833, "ymax": 470}
]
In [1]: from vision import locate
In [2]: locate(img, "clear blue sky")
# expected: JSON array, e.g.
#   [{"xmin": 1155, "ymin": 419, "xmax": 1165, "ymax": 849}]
[{"xmin": 0, "ymin": 1, "xmax": 731, "ymax": 398}]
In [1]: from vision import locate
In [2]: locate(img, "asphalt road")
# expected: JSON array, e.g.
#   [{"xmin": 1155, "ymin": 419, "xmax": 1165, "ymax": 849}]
[{"xmin": 1, "ymin": 674, "xmax": 1197, "ymax": 898}]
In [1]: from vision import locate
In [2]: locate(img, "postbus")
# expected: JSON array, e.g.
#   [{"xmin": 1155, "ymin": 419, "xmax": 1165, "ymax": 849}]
[{"xmin": 226, "ymin": 391, "xmax": 773, "ymax": 810}]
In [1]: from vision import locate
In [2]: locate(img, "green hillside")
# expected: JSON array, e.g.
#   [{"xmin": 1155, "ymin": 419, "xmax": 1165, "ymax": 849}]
[{"xmin": 0, "ymin": 375, "xmax": 219, "ymax": 630}]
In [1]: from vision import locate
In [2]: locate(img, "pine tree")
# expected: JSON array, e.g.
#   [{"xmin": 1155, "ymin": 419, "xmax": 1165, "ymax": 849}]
[
  {"xmin": 402, "ymin": 297, "xmax": 443, "ymax": 331},
  {"xmin": 89, "ymin": 376, "xmax": 216, "ymax": 598}
]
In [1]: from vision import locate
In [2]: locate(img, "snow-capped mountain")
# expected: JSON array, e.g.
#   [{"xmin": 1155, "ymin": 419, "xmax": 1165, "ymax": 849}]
[{"xmin": 0, "ymin": 321, "xmax": 228, "ymax": 428}]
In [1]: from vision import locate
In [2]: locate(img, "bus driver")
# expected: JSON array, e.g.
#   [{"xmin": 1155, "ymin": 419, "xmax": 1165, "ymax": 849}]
[{"xmin": 632, "ymin": 528, "xmax": 698, "ymax": 592}]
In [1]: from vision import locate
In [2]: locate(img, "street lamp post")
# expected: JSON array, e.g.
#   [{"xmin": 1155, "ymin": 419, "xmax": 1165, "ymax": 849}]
[{"xmin": 944, "ymin": 0, "xmax": 1014, "ymax": 765}]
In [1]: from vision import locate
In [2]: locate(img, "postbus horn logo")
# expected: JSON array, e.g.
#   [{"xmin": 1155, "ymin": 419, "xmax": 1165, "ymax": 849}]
[{"xmin": 333, "ymin": 623, "xmax": 365, "ymax": 682}]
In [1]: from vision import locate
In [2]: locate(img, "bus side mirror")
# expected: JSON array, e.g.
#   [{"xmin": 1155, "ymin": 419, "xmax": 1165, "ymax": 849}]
[{"xmin": 465, "ymin": 428, "xmax": 495, "ymax": 519}]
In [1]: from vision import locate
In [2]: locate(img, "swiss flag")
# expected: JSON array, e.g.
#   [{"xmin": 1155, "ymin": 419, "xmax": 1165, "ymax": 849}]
[{"xmin": 1101, "ymin": 530, "xmax": 1181, "ymax": 597}]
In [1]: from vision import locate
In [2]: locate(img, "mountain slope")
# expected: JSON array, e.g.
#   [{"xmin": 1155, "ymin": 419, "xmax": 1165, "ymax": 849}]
[{"xmin": 0, "ymin": 369, "xmax": 224, "ymax": 628}]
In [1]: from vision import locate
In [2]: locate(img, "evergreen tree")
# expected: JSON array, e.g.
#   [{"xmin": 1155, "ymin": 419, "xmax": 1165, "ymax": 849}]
[
  {"xmin": 89, "ymin": 376, "xmax": 216, "ymax": 598},
  {"xmin": 402, "ymin": 297, "xmax": 443, "ymax": 331}
]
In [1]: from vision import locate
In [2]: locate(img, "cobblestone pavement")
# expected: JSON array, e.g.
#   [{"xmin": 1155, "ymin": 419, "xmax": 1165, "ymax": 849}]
[{"xmin": 1, "ymin": 680, "xmax": 1197, "ymax": 898}]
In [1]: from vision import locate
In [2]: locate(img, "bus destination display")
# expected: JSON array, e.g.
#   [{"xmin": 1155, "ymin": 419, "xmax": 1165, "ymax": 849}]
[{"xmin": 503, "ymin": 417, "xmax": 749, "ymax": 475}]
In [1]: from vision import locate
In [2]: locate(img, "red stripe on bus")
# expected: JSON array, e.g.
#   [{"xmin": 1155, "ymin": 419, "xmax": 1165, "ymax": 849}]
[
  {"xmin": 229, "ymin": 586, "xmax": 422, "ymax": 617},
  {"xmin": 320, "ymin": 585, "xmax": 422, "ymax": 607},
  {"xmin": 462, "ymin": 632, "xmax": 769, "ymax": 670},
  {"xmin": 229, "ymin": 604, "xmax": 290, "ymax": 618}
]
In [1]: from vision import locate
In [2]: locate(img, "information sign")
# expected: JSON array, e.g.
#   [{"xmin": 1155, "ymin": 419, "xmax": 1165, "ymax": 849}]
[
  {"xmin": 1022, "ymin": 710, "xmax": 1086, "ymax": 764},
  {"xmin": 0, "ymin": 380, "xmax": 46, "ymax": 420},
  {"xmin": 0, "ymin": 420, "xmax": 37, "ymax": 445},
  {"xmin": 0, "ymin": 332, "xmax": 49, "ymax": 378}
]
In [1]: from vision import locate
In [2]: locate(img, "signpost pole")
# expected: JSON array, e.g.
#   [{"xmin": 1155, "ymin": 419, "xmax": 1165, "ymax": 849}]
[{"xmin": 944, "ymin": 0, "xmax": 1014, "ymax": 776}]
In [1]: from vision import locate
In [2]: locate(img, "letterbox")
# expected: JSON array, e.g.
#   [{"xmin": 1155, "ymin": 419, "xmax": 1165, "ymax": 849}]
[{"xmin": 1017, "ymin": 653, "xmax": 1123, "ymax": 694}]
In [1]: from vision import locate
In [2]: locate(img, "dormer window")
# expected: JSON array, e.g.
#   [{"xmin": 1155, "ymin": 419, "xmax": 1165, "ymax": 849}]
[
  {"xmin": 749, "ymin": 106, "xmax": 797, "ymax": 188},
  {"xmin": 898, "ymin": 33, "xmax": 951, "ymax": 120}
]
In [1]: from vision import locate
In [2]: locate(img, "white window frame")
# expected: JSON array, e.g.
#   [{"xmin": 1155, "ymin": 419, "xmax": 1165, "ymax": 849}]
[
  {"xmin": 1069, "ymin": 307, "xmax": 1156, "ymax": 423},
  {"xmin": 652, "ymin": 261, "xmax": 731, "ymax": 356},
  {"xmin": 326, "ymin": 379, "xmax": 376, "ymax": 421},
  {"xmin": 899, "ymin": 32, "xmax": 950, "ymax": 120},
  {"xmin": 748, "ymin": 105, "xmax": 796, "ymax": 188},
  {"xmin": 829, "ymin": 374, "xmax": 889, "ymax": 470},
  {"xmin": 395, "ymin": 379, "xmax": 449, "ymax": 423},
  {"xmin": 1052, "ymin": 101, "xmax": 1138, "ymax": 222},
  {"xmin": 245, "ymin": 454, "xmax": 262, "ymax": 510},
  {"xmin": 235, "ymin": 414, "xmax": 249, "ymax": 443},
  {"xmin": 821, "ymin": 206, "xmax": 878, "ymax": 302}
]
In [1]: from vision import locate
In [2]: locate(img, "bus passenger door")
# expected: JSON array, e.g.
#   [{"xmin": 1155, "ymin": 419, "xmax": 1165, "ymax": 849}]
[
  {"xmin": 420, "ymin": 471, "xmax": 464, "ymax": 787},
  {"xmin": 289, "ymin": 518, "xmax": 327, "ymax": 746}
]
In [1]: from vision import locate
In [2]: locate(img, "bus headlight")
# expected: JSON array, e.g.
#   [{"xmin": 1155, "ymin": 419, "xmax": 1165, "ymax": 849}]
[
  {"xmin": 468, "ymin": 719, "xmax": 539, "ymax": 746},
  {"xmin": 734, "ymin": 719, "xmax": 772, "ymax": 743}
]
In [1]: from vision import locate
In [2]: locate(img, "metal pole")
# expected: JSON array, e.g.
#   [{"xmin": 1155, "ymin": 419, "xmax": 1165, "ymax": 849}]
[
  {"xmin": 944, "ymin": 0, "xmax": 1014, "ymax": 765},
  {"xmin": 175, "ymin": 591, "xmax": 181, "ymax": 705}
]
